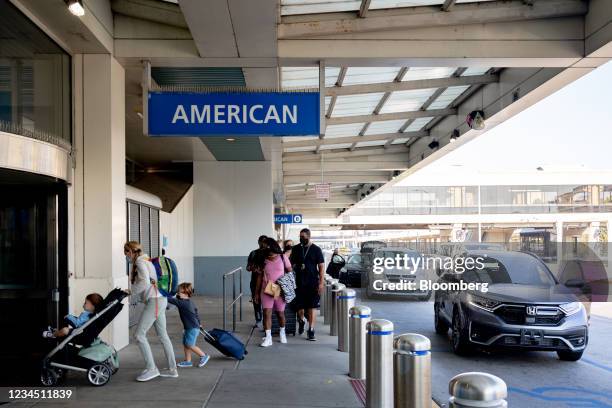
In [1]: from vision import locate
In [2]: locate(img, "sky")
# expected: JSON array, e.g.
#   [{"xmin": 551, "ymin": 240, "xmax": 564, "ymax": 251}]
[{"xmin": 406, "ymin": 61, "xmax": 612, "ymax": 179}]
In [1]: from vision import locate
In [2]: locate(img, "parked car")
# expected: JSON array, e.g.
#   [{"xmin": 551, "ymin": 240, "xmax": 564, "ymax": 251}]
[
  {"xmin": 364, "ymin": 247, "xmax": 434, "ymax": 300},
  {"xmin": 434, "ymin": 250, "xmax": 589, "ymax": 361},
  {"xmin": 339, "ymin": 253, "xmax": 364, "ymax": 287}
]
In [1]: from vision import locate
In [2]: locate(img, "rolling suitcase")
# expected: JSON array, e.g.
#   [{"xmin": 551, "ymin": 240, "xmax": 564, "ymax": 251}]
[
  {"xmin": 201, "ymin": 328, "xmax": 247, "ymax": 360},
  {"xmin": 271, "ymin": 306, "xmax": 297, "ymax": 336}
]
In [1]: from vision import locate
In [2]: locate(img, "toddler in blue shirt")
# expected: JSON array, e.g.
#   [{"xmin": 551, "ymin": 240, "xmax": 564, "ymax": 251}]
[{"xmin": 43, "ymin": 293, "xmax": 103, "ymax": 338}]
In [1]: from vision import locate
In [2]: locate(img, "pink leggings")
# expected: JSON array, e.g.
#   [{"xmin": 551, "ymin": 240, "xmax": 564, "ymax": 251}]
[{"xmin": 260, "ymin": 292, "xmax": 286, "ymax": 312}]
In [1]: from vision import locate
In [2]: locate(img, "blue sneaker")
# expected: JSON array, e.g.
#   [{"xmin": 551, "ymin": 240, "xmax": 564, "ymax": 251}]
[
  {"xmin": 177, "ymin": 361, "xmax": 193, "ymax": 368},
  {"xmin": 198, "ymin": 355, "xmax": 210, "ymax": 367}
]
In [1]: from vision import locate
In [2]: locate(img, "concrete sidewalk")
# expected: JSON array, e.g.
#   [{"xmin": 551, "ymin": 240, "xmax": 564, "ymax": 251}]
[{"xmin": 6, "ymin": 296, "xmax": 362, "ymax": 408}]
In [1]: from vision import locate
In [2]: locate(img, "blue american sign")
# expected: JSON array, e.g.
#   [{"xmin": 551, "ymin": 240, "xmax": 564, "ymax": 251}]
[{"xmin": 147, "ymin": 91, "xmax": 320, "ymax": 136}]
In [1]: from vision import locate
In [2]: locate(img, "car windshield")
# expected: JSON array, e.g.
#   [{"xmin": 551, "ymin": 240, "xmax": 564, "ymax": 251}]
[
  {"xmin": 348, "ymin": 254, "xmax": 362, "ymax": 264},
  {"xmin": 462, "ymin": 254, "xmax": 556, "ymax": 286}
]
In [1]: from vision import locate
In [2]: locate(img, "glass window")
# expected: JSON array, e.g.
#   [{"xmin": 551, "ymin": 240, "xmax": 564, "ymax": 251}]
[{"xmin": 0, "ymin": 0, "xmax": 71, "ymax": 147}]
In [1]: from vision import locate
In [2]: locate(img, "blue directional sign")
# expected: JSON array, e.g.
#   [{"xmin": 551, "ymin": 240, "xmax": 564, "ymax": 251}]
[
  {"xmin": 274, "ymin": 214, "xmax": 303, "ymax": 224},
  {"xmin": 148, "ymin": 91, "xmax": 320, "ymax": 136}
]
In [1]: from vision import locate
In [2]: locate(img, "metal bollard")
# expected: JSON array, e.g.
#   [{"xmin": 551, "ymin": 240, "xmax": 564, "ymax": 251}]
[
  {"xmin": 324, "ymin": 278, "xmax": 337, "ymax": 325},
  {"xmin": 337, "ymin": 288, "xmax": 356, "ymax": 352},
  {"xmin": 448, "ymin": 372, "xmax": 508, "ymax": 408},
  {"xmin": 366, "ymin": 319, "xmax": 394, "ymax": 408},
  {"xmin": 330, "ymin": 282, "xmax": 345, "ymax": 336},
  {"xmin": 394, "ymin": 333, "xmax": 431, "ymax": 408},
  {"xmin": 349, "ymin": 305, "xmax": 371, "ymax": 379},
  {"xmin": 320, "ymin": 275, "xmax": 330, "ymax": 316}
]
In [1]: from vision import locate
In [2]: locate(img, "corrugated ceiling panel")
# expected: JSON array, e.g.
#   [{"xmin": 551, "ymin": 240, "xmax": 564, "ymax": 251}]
[
  {"xmin": 380, "ymin": 88, "xmax": 436, "ymax": 114},
  {"xmin": 324, "ymin": 123, "xmax": 365, "ymax": 138},
  {"xmin": 332, "ymin": 93, "xmax": 386, "ymax": 117},
  {"xmin": 364, "ymin": 119, "xmax": 406, "ymax": 135}
]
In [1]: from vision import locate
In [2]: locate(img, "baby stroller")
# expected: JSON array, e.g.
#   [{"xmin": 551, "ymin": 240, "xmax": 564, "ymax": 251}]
[{"xmin": 41, "ymin": 288, "xmax": 128, "ymax": 387}]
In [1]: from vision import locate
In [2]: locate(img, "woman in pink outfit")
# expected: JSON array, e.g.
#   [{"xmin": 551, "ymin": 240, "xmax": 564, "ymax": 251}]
[{"xmin": 255, "ymin": 237, "xmax": 292, "ymax": 347}]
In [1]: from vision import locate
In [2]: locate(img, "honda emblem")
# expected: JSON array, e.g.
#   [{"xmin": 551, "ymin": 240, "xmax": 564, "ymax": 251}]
[{"xmin": 526, "ymin": 306, "xmax": 537, "ymax": 316}]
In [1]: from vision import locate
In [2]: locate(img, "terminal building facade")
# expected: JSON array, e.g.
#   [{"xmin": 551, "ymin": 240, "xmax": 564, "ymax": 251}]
[{"xmin": 1, "ymin": 0, "xmax": 612, "ymax": 381}]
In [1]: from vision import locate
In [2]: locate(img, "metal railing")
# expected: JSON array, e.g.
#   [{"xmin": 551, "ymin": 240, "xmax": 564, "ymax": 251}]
[{"xmin": 222, "ymin": 267, "xmax": 243, "ymax": 331}]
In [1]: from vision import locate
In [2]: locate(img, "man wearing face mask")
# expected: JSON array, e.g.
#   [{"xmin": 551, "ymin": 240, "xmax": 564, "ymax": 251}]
[{"xmin": 290, "ymin": 228, "xmax": 325, "ymax": 341}]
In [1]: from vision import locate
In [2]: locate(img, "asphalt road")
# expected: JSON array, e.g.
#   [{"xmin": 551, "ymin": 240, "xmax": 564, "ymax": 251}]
[{"xmin": 356, "ymin": 290, "xmax": 612, "ymax": 408}]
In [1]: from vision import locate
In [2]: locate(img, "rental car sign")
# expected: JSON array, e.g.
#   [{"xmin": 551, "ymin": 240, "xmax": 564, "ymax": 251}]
[{"xmin": 147, "ymin": 91, "xmax": 320, "ymax": 136}]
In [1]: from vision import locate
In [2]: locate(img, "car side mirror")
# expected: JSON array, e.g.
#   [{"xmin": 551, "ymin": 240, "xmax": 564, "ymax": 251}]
[{"xmin": 564, "ymin": 278, "xmax": 586, "ymax": 288}]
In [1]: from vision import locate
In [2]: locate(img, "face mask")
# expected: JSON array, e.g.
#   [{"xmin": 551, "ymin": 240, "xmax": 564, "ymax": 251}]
[{"xmin": 299, "ymin": 237, "xmax": 309, "ymax": 245}]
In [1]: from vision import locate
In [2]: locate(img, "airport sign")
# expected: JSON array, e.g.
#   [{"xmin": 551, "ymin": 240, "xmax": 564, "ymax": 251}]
[
  {"xmin": 274, "ymin": 214, "xmax": 303, "ymax": 224},
  {"xmin": 147, "ymin": 91, "xmax": 320, "ymax": 136}
]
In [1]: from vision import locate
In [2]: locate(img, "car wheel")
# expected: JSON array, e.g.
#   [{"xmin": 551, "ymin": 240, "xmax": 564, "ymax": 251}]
[
  {"xmin": 434, "ymin": 303, "xmax": 449, "ymax": 335},
  {"xmin": 451, "ymin": 309, "xmax": 472, "ymax": 355},
  {"xmin": 557, "ymin": 350, "xmax": 584, "ymax": 361}
]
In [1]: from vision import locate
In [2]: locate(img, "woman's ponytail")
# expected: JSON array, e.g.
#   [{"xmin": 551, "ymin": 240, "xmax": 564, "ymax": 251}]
[{"xmin": 124, "ymin": 241, "xmax": 143, "ymax": 284}]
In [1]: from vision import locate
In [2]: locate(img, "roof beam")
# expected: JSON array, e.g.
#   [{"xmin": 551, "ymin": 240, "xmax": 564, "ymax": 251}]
[
  {"xmin": 278, "ymin": 0, "xmax": 588, "ymax": 39},
  {"xmin": 287, "ymin": 198, "xmax": 356, "ymax": 205},
  {"xmin": 283, "ymin": 145, "xmax": 410, "ymax": 161},
  {"xmin": 284, "ymin": 130, "xmax": 427, "ymax": 148},
  {"xmin": 284, "ymin": 174, "xmax": 390, "ymax": 184},
  {"xmin": 284, "ymin": 161, "xmax": 408, "ymax": 172},
  {"xmin": 328, "ymin": 108, "xmax": 456, "ymax": 125},
  {"xmin": 326, "ymin": 74, "xmax": 498, "ymax": 96},
  {"xmin": 359, "ymin": 0, "xmax": 372, "ymax": 18},
  {"xmin": 441, "ymin": 0, "xmax": 456, "ymax": 12}
]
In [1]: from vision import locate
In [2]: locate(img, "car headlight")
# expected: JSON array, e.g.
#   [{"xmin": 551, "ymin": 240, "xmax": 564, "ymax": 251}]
[
  {"xmin": 468, "ymin": 294, "xmax": 502, "ymax": 312},
  {"xmin": 559, "ymin": 302, "xmax": 582, "ymax": 316}
]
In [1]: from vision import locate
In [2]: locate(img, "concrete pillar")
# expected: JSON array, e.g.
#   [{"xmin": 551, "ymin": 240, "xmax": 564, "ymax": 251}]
[
  {"xmin": 193, "ymin": 161, "xmax": 275, "ymax": 295},
  {"xmin": 70, "ymin": 54, "xmax": 128, "ymax": 349}
]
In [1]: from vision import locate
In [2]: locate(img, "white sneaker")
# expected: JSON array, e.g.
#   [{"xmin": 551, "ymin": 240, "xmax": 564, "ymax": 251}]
[
  {"xmin": 159, "ymin": 368, "xmax": 179, "ymax": 378},
  {"xmin": 260, "ymin": 337, "xmax": 273, "ymax": 347},
  {"xmin": 280, "ymin": 331, "xmax": 287, "ymax": 344},
  {"xmin": 136, "ymin": 368, "xmax": 160, "ymax": 382}
]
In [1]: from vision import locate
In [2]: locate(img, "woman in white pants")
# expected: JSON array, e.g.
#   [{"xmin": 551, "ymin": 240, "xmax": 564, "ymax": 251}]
[{"xmin": 125, "ymin": 241, "xmax": 178, "ymax": 382}]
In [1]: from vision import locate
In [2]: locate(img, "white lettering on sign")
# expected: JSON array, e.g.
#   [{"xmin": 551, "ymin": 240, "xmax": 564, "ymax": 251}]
[{"xmin": 171, "ymin": 104, "xmax": 298, "ymax": 125}]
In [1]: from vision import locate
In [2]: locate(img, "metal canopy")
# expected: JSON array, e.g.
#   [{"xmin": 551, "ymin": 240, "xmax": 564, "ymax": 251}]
[{"xmin": 280, "ymin": 64, "xmax": 497, "ymax": 217}]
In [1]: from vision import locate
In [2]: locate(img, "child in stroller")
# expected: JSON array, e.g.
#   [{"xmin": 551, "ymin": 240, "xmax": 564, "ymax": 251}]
[
  {"xmin": 42, "ymin": 293, "xmax": 103, "ymax": 338},
  {"xmin": 41, "ymin": 288, "xmax": 129, "ymax": 387}
]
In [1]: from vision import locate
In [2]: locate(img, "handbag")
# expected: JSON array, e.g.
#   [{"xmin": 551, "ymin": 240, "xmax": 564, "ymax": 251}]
[
  {"xmin": 263, "ymin": 261, "xmax": 281, "ymax": 298},
  {"xmin": 264, "ymin": 280, "xmax": 281, "ymax": 298},
  {"xmin": 277, "ymin": 255, "xmax": 297, "ymax": 303}
]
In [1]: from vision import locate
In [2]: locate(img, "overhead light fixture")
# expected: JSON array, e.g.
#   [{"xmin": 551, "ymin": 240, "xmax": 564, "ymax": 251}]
[
  {"xmin": 428, "ymin": 140, "xmax": 439, "ymax": 150},
  {"xmin": 466, "ymin": 110, "xmax": 486, "ymax": 130},
  {"xmin": 450, "ymin": 129, "xmax": 460, "ymax": 143},
  {"xmin": 65, "ymin": 0, "xmax": 85, "ymax": 16},
  {"xmin": 225, "ymin": 137, "xmax": 236, "ymax": 142}
]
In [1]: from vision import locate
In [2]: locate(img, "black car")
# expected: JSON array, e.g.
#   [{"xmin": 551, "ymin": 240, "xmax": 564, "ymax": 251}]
[
  {"xmin": 339, "ymin": 253, "xmax": 364, "ymax": 287},
  {"xmin": 434, "ymin": 250, "xmax": 588, "ymax": 361}
]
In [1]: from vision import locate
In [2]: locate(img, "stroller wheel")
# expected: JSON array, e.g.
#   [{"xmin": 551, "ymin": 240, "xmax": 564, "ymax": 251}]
[
  {"xmin": 41, "ymin": 367, "xmax": 59, "ymax": 386},
  {"xmin": 87, "ymin": 363, "xmax": 111, "ymax": 386}
]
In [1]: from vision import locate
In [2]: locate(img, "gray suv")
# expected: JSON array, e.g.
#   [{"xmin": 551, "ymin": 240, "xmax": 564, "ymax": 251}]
[{"xmin": 434, "ymin": 250, "xmax": 588, "ymax": 361}]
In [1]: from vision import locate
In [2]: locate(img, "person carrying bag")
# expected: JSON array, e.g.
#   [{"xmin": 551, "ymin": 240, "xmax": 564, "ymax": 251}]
[{"xmin": 255, "ymin": 238, "xmax": 292, "ymax": 347}]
